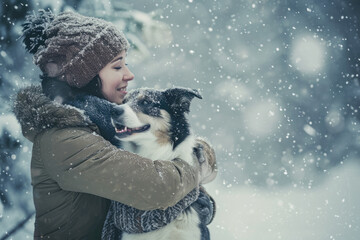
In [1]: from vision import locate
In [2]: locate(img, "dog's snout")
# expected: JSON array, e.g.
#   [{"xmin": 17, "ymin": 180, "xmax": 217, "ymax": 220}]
[{"xmin": 111, "ymin": 106, "xmax": 124, "ymax": 117}]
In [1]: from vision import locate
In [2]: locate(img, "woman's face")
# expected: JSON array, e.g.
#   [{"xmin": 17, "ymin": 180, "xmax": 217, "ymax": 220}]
[{"xmin": 99, "ymin": 50, "xmax": 134, "ymax": 104}]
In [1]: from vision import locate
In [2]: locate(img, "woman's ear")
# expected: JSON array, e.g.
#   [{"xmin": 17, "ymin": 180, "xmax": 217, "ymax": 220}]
[{"xmin": 45, "ymin": 62, "xmax": 61, "ymax": 77}]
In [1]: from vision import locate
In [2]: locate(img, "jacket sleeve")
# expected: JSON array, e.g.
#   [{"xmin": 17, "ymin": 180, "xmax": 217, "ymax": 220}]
[{"xmin": 37, "ymin": 127, "xmax": 199, "ymax": 211}]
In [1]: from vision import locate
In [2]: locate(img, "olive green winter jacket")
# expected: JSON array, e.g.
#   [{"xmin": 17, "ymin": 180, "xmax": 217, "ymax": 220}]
[{"xmin": 13, "ymin": 86, "xmax": 213, "ymax": 240}]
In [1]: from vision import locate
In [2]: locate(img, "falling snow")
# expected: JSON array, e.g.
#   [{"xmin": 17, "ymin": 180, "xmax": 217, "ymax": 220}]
[{"xmin": 1, "ymin": 0, "xmax": 360, "ymax": 239}]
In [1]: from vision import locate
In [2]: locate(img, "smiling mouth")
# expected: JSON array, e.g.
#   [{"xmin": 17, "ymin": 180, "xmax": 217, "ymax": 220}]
[
  {"xmin": 115, "ymin": 124, "xmax": 150, "ymax": 138},
  {"xmin": 117, "ymin": 87, "xmax": 127, "ymax": 92}
]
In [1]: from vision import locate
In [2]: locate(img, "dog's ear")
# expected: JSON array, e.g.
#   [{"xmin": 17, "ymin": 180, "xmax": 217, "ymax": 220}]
[{"xmin": 164, "ymin": 87, "xmax": 202, "ymax": 113}]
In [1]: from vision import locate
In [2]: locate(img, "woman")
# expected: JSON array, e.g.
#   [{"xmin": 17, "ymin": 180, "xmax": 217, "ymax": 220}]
[{"xmin": 14, "ymin": 10, "xmax": 216, "ymax": 239}]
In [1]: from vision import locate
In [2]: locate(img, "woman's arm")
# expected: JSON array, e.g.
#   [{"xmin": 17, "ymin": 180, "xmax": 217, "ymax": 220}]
[{"xmin": 37, "ymin": 127, "xmax": 200, "ymax": 210}]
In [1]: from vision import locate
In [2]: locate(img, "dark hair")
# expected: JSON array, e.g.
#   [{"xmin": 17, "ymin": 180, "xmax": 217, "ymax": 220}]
[
  {"xmin": 80, "ymin": 75, "xmax": 104, "ymax": 99},
  {"xmin": 41, "ymin": 74, "xmax": 104, "ymax": 103}
]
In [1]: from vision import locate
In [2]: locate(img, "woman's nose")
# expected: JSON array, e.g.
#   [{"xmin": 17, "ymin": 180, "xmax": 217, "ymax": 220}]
[{"xmin": 123, "ymin": 67, "xmax": 135, "ymax": 81}]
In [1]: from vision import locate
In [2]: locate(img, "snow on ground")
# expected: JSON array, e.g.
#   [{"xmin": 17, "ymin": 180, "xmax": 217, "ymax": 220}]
[{"xmin": 207, "ymin": 161, "xmax": 360, "ymax": 240}]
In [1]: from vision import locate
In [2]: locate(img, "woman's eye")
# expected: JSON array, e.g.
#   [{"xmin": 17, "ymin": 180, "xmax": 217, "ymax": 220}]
[{"xmin": 114, "ymin": 66, "xmax": 122, "ymax": 70}]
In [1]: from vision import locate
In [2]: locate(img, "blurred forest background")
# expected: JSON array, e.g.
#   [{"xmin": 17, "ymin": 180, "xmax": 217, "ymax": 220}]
[{"xmin": 0, "ymin": 0, "xmax": 359, "ymax": 239}]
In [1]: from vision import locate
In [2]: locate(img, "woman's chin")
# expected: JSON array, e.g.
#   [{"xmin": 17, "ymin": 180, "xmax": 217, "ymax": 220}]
[
  {"xmin": 115, "ymin": 96, "xmax": 125, "ymax": 104},
  {"xmin": 104, "ymin": 93, "xmax": 125, "ymax": 104}
]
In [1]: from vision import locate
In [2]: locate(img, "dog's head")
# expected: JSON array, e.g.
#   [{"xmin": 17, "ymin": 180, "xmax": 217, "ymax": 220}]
[{"xmin": 111, "ymin": 87, "xmax": 202, "ymax": 148}]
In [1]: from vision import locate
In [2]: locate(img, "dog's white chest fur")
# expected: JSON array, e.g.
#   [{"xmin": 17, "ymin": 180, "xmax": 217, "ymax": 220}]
[
  {"xmin": 122, "ymin": 208, "xmax": 201, "ymax": 240},
  {"xmin": 121, "ymin": 136, "xmax": 201, "ymax": 240},
  {"xmin": 123, "ymin": 135, "xmax": 196, "ymax": 165}
]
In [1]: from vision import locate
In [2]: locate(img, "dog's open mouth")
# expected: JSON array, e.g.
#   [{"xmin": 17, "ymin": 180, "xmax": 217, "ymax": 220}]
[{"xmin": 114, "ymin": 124, "xmax": 150, "ymax": 138}]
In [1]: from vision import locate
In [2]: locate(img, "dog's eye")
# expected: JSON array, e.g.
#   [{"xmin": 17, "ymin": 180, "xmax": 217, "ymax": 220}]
[{"xmin": 140, "ymin": 99, "xmax": 151, "ymax": 106}]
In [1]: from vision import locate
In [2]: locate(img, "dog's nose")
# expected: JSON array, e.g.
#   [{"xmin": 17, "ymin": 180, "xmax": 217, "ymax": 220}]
[{"xmin": 111, "ymin": 106, "xmax": 124, "ymax": 117}]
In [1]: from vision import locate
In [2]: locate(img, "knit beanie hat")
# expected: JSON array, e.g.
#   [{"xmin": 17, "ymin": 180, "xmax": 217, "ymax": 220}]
[{"xmin": 21, "ymin": 9, "xmax": 130, "ymax": 88}]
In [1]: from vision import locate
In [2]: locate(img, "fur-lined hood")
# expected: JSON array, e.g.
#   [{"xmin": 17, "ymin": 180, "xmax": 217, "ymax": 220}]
[{"xmin": 13, "ymin": 85, "xmax": 96, "ymax": 142}]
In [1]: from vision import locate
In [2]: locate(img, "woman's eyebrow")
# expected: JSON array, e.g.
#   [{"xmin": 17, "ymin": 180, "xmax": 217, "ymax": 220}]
[{"xmin": 111, "ymin": 56, "xmax": 123, "ymax": 64}]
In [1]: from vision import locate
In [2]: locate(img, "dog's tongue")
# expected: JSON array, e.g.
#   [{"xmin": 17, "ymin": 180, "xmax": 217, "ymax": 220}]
[
  {"xmin": 115, "ymin": 125, "xmax": 150, "ymax": 134},
  {"xmin": 115, "ymin": 124, "xmax": 150, "ymax": 138},
  {"xmin": 116, "ymin": 126, "xmax": 130, "ymax": 134}
]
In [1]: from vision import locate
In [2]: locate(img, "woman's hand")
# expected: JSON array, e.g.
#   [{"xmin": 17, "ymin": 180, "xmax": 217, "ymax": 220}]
[{"xmin": 193, "ymin": 138, "xmax": 218, "ymax": 184}]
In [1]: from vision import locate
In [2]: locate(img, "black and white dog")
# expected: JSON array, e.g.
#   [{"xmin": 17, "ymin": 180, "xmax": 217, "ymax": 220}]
[{"xmin": 110, "ymin": 87, "xmax": 214, "ymax": 240}]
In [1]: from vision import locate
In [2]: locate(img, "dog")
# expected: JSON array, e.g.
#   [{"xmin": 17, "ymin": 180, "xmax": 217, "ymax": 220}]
[{"xmin": 110, "ymin": 87, "xmax": 213, "ymax": 240}]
